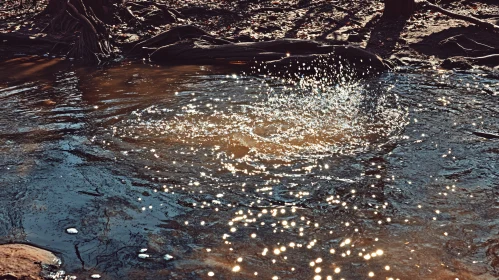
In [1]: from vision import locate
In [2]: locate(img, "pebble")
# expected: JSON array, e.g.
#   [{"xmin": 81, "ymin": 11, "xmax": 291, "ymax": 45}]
[{"xmin": 138, "ymin": 253, "xmax": 149, "ymax": 259}]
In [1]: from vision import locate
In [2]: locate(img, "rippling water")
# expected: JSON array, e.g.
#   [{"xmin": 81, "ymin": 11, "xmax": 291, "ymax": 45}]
[{"xmin": 0, "ymin": 57, "xmax": 498, "ymax": 280}]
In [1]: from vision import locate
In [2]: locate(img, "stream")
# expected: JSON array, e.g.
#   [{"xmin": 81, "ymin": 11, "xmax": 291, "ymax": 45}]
[{"xmin": 0, "ymin": 56, "xmax": 498, "ymax": 280}]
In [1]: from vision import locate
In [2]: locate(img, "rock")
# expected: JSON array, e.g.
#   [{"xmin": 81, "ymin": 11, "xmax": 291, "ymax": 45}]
[
  {"xmin": 65, "ymin": 228, "xmax": 78, "ymax": 234},
  {"xmin": 0, "ymin": 244, "xmax": 61, "ymax": 280},
  {"xmin": 138, "ymin": 253, "xmax": 150, "ymax": 259}
]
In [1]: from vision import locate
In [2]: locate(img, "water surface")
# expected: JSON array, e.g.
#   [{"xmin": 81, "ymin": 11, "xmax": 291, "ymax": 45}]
[{"xmin": 0, "ymin": 57, "xmax": 498, "ymax": 280}]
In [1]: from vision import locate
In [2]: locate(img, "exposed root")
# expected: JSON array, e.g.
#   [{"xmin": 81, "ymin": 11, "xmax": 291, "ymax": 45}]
[
  {"xmin": 439, "ymin": 34, "xmax": 499, "ymax": 56},
  {"xmin": 442, "ymin": 53, "xmax": 499, "ymax": 69},
  {"xmin": 43, "ymin": 0, "xmax": 113, "ymax": 63},
  {"xmin": 128, "ymin": 25, "xmax": 209, "ymax": 56},
  {"xmin": 466, "ymin": 54, "xmax": 499, "ymax": 66}
]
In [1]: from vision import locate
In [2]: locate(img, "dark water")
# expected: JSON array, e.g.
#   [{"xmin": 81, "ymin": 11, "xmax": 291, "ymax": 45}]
[{"xmin": 0, "ymin": 57, "xmax": 498, "ymax": 280}]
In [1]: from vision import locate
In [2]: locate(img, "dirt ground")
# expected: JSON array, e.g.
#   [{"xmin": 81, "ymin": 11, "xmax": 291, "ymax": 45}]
[{"xmin": 0, "ymin": 0, "xmax": 498, "ymax": 65}]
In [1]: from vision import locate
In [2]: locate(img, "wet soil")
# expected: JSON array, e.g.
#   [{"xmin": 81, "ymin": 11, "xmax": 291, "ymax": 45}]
[
  {"xmin": 1, "ymin": 0, "xmax": 499, "ymax": 66},
  {"xmin": 0, "ymin": 244, "xmax": 61, "ymax": 280}
]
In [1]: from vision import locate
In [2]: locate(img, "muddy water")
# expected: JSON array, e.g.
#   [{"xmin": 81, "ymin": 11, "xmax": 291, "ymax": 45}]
[{"xmin": 0, "ymin": 56, "xmax": 498, "ymax": 280}]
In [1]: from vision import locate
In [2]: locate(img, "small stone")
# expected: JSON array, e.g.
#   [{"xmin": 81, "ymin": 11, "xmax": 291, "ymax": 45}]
[
  {"xmin": 138, "ymin": 254, "xmax": 149, "ymax": 259},
  {"xmin": 441, "ymin": 57, "xmax": 472, "ymax": 70}
]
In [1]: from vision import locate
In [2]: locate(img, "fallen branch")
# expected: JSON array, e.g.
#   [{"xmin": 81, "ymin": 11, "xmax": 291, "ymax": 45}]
[
  {"xmin": 473, "ymin": 131, "xmax": 499, "ymax": 139},
  {"xmin": 420, "ymin": 0, "xmax": 499, "ymax": 32}
]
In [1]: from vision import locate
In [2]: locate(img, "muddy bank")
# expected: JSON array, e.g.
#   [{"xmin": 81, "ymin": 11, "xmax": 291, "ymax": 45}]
[
  {"xmin": 0, "ymin": 244, "xmax": 63, "ymax": 280},
  {"xmin": 1, "ymin": 0, "xmax": 498, "ymax": 70}
]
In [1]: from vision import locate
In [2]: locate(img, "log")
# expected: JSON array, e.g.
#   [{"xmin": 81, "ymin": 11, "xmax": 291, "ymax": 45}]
[{"xmin": 149, "ymin": 39, "xmax": 388, "ymax": 78}]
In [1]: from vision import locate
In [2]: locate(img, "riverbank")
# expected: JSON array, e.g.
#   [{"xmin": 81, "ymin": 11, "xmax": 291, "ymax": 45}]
[
  {"xmin": 0, "ymin": 244, "xmax": 64, "ymax": 280},
  {"xmin": 1, "ymin": 0, "xmax": 498, "ymax": 69}
]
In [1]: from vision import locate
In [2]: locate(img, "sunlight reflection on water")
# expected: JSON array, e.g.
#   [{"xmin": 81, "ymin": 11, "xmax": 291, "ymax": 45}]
[
  {"xmin": 113, "ymin": 73, "xmax": 407, "ymax": 165},
  {"xmin": 2, "ymin": 58, "xmax": 498, "ymax": 279}
]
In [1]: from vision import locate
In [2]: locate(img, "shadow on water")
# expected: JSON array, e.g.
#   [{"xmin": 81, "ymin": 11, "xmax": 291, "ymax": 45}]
[{"xmin": 0, "ymin": 57, "xmax": 498, "ymax": 279}]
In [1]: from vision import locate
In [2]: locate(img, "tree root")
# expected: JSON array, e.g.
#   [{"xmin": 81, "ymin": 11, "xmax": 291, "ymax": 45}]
[
  {"xmin": 0, "ymin": 32, "xmax": 69, "ymax": 46},
  {"xmin": 466, "ymin": 54, "xmax": 499, "ymax": 66},
  {"xmin": 148, "ymin": 37, "xmax": 388, "ymax": 79},
  {"xmin": 128, "ymin": 25, "xmax": 209, "ymax": 55},
  {"xmin": 439, "ymin": 34, "xmax": 499, "ymax": 56},
  {"xmin": 419, "ymin": 0, "xmax": 499, "ymax": 32},
  {"xmin": 442, "ymin": 54, "xmax": 499, "ymax": 69},
  {"xmin": 0, "ymin": 32, "xmax": 70, "ymax": 56},
  {"xmin": 43, "ymin": 0, "xmax": 112, "ymax": 63}
]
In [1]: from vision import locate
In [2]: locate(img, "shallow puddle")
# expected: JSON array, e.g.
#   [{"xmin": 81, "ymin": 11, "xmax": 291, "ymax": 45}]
[{"xmin": 0, "ymin": 57, "xmax": 498, "ymax": 279}]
